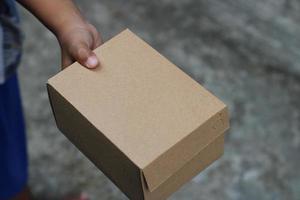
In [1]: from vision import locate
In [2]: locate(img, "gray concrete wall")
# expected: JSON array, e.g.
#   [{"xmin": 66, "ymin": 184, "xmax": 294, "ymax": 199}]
[{"xmin": 18, "ymin": 0, "xmax": 300, "ymax": 199}]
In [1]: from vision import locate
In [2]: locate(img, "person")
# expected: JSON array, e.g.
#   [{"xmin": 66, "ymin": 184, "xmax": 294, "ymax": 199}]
[{"xmin": 0, "ymin": 0, "xmax": 102, "ymax": 199}]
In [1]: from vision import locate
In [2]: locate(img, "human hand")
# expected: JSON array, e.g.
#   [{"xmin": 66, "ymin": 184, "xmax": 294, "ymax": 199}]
[
  {"xmin": 17, "ymin": 0, "xmax": 102, "ymax": 69},
  {"xmin": 57, "ymin": 22, "xmax": 102, "ymax": 70}
]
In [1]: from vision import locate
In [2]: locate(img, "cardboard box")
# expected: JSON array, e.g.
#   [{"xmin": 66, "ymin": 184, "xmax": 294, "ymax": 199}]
[{"xmin": 47, "ymin": 29, "xmax": 229, "ymax": 200}]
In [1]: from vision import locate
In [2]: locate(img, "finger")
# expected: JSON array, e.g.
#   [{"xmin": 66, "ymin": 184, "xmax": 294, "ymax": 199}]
[
  {"xmin": 87, "ymin": 24, "xmax": 103, "ymax": 49},
  {"xmin": 70, "ymin": 42, "xmax": 99, "ymax": 69},
  {"xmin": 61, "ymin": 50, "xmax": 74, "ymax": 70},
  {"xmin": 94, "ymin": 35, "xmax": 103, "ymax": 48}
]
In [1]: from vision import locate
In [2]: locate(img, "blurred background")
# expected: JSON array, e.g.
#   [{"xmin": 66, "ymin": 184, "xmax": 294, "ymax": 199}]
[{"xmin": 18, "ymin": 0, "xmax": 300, "ymax": 199}]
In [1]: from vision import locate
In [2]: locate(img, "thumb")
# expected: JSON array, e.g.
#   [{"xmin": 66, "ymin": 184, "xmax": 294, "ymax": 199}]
[{"xmin": 71, "ymin": 42, "xmax": 99, "ymax": 69}]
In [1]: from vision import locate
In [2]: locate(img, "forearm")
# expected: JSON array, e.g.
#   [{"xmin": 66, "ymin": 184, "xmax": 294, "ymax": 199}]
[
  {"xmin": 17, "ymin": 0, "xmax": 86, "ymax": 36},
  {"xmin": 17, "ymin": 0, "xmax": 102, "ymax": 69}
]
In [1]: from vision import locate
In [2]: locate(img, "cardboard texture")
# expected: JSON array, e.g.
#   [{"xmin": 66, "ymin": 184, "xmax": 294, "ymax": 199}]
[{"xmin": 47, "ymin": 29, "xmax": 230, "ymax": 200}]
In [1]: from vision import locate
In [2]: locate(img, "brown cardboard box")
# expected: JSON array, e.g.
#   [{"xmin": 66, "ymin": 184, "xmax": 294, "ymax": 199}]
[{"xmin": 47, "ymin": 29, "xmax": 229, "ymax": 200}]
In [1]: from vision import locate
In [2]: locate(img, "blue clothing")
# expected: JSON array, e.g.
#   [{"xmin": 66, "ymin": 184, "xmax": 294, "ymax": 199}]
[
  {"xmin": 0, "ymin": 1, "xmax": 27, "ymax": 199},
  {"xmin": 0, "ymin": 73, "xmax": 28, "ymax": 200},
  {"xmin": 0, "ymin": 0, "xmax": 22, "ymax": 84}
]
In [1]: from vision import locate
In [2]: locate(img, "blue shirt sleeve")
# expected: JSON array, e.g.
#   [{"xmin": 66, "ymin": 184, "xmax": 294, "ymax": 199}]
[{"xmin": 0, "ymin": 0, "xmax": 22, "ymax": 84}]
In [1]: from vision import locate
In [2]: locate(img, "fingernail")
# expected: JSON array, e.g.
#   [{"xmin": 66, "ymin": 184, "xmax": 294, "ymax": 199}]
[{"xmin": 85, "ymin": 56, "xmax": 98, "ymax": 68}]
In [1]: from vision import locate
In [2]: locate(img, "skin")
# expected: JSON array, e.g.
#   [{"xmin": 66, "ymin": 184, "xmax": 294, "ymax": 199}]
[
  {"xmin": 10, "ymin": 0, "xmax": 102, "ymax": 199},
  {"xmin": 17, "ymin": 0, "xmax": 102, "ymax": 69}
]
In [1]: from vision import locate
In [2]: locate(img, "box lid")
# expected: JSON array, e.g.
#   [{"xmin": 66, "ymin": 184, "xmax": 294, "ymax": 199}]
[{"xmin": 48, "ymin": 29, "xmax": 228, "ymax": 192}]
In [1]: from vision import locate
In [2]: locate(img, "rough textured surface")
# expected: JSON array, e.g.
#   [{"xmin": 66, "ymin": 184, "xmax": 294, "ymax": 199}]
[{"xmin": 18, "ymin": 0, "xmax": 300, "ymax": 199}]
